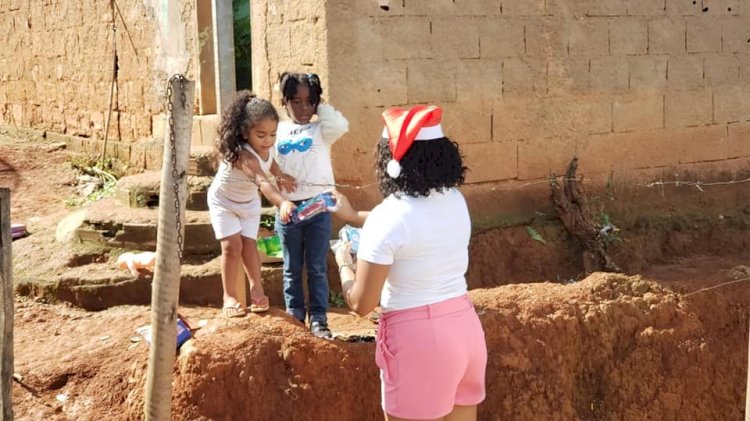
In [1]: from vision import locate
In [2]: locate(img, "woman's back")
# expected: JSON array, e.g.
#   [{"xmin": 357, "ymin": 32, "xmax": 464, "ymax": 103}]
[{"xmin": 358, "ymin": 188, "xmax": 470, "ymax": 312}]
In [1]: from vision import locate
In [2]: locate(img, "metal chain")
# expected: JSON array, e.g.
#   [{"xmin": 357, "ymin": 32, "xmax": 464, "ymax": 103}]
[{"xmin": 166, "ymin": 74, "xmax": 186, "ymax": 259}]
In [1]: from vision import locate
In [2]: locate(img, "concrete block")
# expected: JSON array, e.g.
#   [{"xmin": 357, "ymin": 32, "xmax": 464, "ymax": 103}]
[
  {"xmin": 609, "ymin": 18, "xmax": 648, "ymax": 55},
  {"xmin": 713, "ymin": 85, "xmax": 750, "ymax": 123},
  {"xmin": 568, "ymin": 20, "xmax": 609, "ymax": 56},
  {"xmin": 667, "ymin": 56, "xmax": 704, "ymax": 87},
  {"xmin": 152, "ymin": 114, "xmax": 166, "ymax": 140},
  {"xmin": 199, "ymin": 114, "xmax": 219, "ymax": 147},
  {"xmin": 440, "ymin": 101, "xmax": 492, "ymax": 144},
  {"xmin": 517, "ymin": 137, "xmax": 576, "ymax": 180},
  {"xmin": 432, "ymin": 17, "xmax": 480, "ymax": 59},
  {"xmin": 727, "ymin": 123, "xmax": 750, "ymax": 157},
  {"xmin": 190, "ymin": 117, "xmax": 202, "ymax": 146},
  {"xmin": 579, "ymin": 125, "xmax": 730, "ymax": 173},
  {"xmin": 502, "ymin": 0, "xmax": 546, "ymax": 16},
  {"xmin": 334, "ymin": 61, "xmax": 407, "ymax": 108},
  {"xmin": 721, "ymin": 17, "xmax": 750, "ymax": 52},
  {"xmin": 461, "ymin": 141, "xmax": 517, "ymax": 183},
  {"xmin": 547, "ymin": 58, "xmax": 590, "ymax": 93},
  {"xmin": 329, "ymin": 17, "xmax": 381, "ymax": 60},
  {"xmin": 524, "ymin": 21, "xmax": 566, "ymax": 57},
  {"xmin": 665, "ymin": 89, "xmax": 713, "ymax": 127},
  {"xmin": 502, "ymin": 57, "xmax": 547, "ymax": 94},
  {"xmin": 587, "ymin": 0, "xmax": 627, "ymax": 16},
  {"xmin": 407, "ymin": 60, "xmax": 457, "ymax": 103},
  {"xmin": 686, "ymin": 17, "xmax": 722, "ymax": 53},
  {"xmin": 289, "ymin": 20, "xmax": 325, "ymax": 67},
  {"xmin": 590, "ymin": 57, "xmax": 629, "ymax": 91},
  {"xmin": 739, "ymin": 54, "xmax": 750, "ymax": 82},
  {"xmin": 577, "ymin": 130, "xmax": 679, "ymax": 174},
  {"xmin": 265, "ymin": 26, "xmax": 291, "ymax": 62},
  {"xmin": 666, "ymin": 0, "xmax": 699, "ymax": 16},
  {"xmin": 478, "ymin": 20, "xmax": 525, "ymax": 58},
  {"xmin": 455, "ymin": 59, "xmax": 503, "ymax": 102},
  {"xmin": 677, "ymin": 125, "xmax": 734, "ymax": 163},
  {"xmin": 704, "ymin": 54, "xmax": 740, "ymax": 86},
  {"xmin": 649, "ymin": 18, "xmax": 686, "ymax": 53},
  {"xmin": 629, "ymin": 56, "xmax": 668, "ymax": 89},
  {"xmin": 454, "ymin": 0, "xmax": 503, "ymax": 15},
  {"xmin": 493, "ymin": 95, "xmax": 610, "ymax": 141},
  {"xmin": 492, "ymin": 96, "xmax": 544, "ymax": 141},
  {"xmin": 613, "ymin": 94, "xmax": 664, "ymax": 132},
  {"xmin": 381, "ymin": 17, "xmax": 432, "ymax": 60},
  {"xmin": 627, "ymin": 0, "xmax": 666, "ymax": 15},
  {"xmin": 401, "ymin": 0, "xmax": 455, "ymax": 15}
]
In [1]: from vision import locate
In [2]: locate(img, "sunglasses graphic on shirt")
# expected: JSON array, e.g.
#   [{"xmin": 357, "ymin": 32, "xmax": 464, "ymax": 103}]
[{"xmin": 277, "ymin": 137, "xmax": 313, "ymax": 155}]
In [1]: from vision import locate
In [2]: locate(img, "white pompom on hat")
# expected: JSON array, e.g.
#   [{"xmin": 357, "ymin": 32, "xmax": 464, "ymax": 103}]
[{"xmin": 380, "ymin": 105, "xmax": 444, "ymax": 178}]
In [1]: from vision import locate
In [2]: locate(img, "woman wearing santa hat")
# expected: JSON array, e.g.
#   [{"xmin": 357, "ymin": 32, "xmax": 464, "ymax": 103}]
[{"xmin": 334, "ymin": 105, "xmax": 487, "ymax": 421}]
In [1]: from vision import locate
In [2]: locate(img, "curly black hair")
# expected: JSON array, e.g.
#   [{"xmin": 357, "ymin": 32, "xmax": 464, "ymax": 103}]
[
  {"xmin": 375, "ymin": 137, "xmax": 468, "ymax": 198},
  {"xmin": 279, "ymin": 72, "xmax": 323, "ymax": 105},
  {"xmin": 217, "ymin": 90, "xmax": 279, "ymax": 163}
]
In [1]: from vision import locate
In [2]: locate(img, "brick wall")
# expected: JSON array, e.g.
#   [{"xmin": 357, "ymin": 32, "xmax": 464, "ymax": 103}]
[
  {"xmin": 251, "ymin": 0, "xmax": 329, "ymax": 108},
  {"xmin": 313, "ymin": 0, "xmax": 750, "ymax": 199},
  {"xmin": 0, "ymin": 0, "xmax": 197, "ymax": 166}
]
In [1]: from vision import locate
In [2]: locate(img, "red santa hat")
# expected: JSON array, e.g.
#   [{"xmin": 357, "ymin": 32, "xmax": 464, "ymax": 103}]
[{"xmin": 380, "ymin": 105, "xmax": 444, "ymax": 178}]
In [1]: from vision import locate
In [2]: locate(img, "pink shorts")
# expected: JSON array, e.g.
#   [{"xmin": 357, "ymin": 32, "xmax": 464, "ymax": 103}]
[{"xmin": 376, "ymin": 294, "xmax": 487, "ymax": 419}]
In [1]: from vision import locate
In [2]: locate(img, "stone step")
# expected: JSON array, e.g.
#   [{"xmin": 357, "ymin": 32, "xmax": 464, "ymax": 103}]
[
  {"xmin": 71, "ymin": 197, "xmax": 279, "ymax": 259},
  {"xmin": 17, "ymin": 257, "xmax": 285, "ymax": 311},
  {"xmin": 188, "ymin": 145, "xmax": 216, "ymax": 177},
  {"xmin": 114, "ymin": 171, "xmax": 213, "ymax": 211}
]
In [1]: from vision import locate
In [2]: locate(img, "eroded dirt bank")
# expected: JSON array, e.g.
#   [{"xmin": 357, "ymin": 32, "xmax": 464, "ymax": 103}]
[{"xmin": 14, "ymin": 272, "xmax": 748, "ymax": 420}]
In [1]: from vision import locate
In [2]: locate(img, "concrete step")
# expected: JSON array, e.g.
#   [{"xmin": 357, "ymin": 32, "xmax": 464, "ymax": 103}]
[
  {"xmin": 69, "ymin": 197, "xmax": 280, "ymax": 261},
  {"xmin": 17, "ymin": 256, "xmax": 285, "ymax": 311},
  {"xmin": 74, "ymin": 197, "xmax": 217, "ymax": 255},
  {"xmin": 114, "ymin": 171, "xmax": 213, "ymax": 211},
  {"xmin": 188, "ymin": 145, "xmax": 216, "ymax": 177}
]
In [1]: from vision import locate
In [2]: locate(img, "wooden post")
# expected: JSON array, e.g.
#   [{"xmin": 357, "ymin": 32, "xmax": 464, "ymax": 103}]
[
  {"xmin": 746, "ymin": 319, "xmax": 749, "ymax": 421},
  {"xmin": 0, "ymin": 188, "xmax": 14, "ymax": 420},
  {"xmin": 144, "ymin": 77, "xmax": 194, "ymax": 421}
]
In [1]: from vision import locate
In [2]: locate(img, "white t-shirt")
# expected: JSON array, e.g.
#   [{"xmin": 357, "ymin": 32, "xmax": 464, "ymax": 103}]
[
  {"xmin": 209, "ymin": 143, "xmax": 273, "ymax": 203},
  {"xmin": 357, "ymin": 188, "xmax": 471, "ymax": 312},
  {"xmin": 275, "ymin": 104, "xmax": 349, "ymax": 201}
]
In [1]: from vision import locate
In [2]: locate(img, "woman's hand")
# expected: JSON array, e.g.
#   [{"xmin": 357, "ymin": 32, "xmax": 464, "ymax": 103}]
[
  {"xmin": 279, "ymin": 200, "xmax": 296, "ymax": 224},
  {"xmin": 335, "ymin": 241, "xmax": 354, "ymax": 267},
  {"xmin": 332, "ymin": 190, "xmax": 356, "ymax": 223},
  {"xmin": 276, "ymin": 172, "xmax": 297, "ymax": 193}
]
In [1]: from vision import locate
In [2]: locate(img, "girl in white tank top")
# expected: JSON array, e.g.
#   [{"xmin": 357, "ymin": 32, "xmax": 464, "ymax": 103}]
[{"xmin": 207, "ymin": 92, "xmax": 297, "ymax": 318}]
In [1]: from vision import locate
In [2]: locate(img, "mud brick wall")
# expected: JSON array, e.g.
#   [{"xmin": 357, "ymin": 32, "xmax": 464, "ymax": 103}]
[
  {"xmin": 251, "ymin": 1, "xmax": 330, "ymax": 107},
  {"xmin": 246, "ymin": 0, "xmax": 750, "ymax": 213},
  {"xmin": 0, "ymin": 0, "xmax": 197, "ymax": 167}
]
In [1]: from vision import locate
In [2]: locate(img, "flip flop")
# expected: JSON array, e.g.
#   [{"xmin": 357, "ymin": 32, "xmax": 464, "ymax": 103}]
[
  {"xmin": 222, "ymin": 302, "xmax": 246, "ymax": 318},
  {"xmin": 249, "ymin": 295, "xmax": 270, "ymax": 313}
]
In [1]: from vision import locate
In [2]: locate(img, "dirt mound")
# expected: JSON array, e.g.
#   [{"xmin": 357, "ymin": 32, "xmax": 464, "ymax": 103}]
[{"xmin": 15, "ymin": 272, "xmax": 746, "ymax": 420}]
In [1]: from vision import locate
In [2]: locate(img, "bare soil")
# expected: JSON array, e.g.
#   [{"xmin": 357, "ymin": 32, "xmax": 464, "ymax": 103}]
[{"xmin": 2, "ymin": 132, "xmax": 749, "ymax": 420}]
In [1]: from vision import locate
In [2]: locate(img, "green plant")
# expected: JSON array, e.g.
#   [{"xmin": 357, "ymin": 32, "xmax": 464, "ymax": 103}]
[
  {"xmin": 329, "ymin": 291, "xmax": 346, "ymax": 307},
  {"xmin": 599, "ymin": 213, "xmax": 622, "ymax": 244},
  {"xmin": 526, "ymin": 226, "xmax": 547, "ymax": 244},
  {"xmin": 66, "ymin": 155, "xmax": 120, "ymax": 207}
]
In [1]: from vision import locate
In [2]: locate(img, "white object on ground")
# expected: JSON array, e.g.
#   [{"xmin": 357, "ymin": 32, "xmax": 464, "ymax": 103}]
[{"xmin": 117, "ymin": 251, "xmax": 156, "ymax": 276}]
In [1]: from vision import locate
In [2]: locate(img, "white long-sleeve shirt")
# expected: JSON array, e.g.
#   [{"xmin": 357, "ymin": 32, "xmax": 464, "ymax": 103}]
[{"xmin": 274, "ymin": 104, "xmax": 349, "ymax": 201}]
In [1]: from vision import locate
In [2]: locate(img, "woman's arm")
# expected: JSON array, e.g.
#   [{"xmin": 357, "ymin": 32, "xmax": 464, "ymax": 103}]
[
  {"xmin": 332, "ymin": 191, "xmax": 370, "ymax": 227},
  {"xmin": 336, "ymin": 243, "xmax": 388, "ymax": 317}
]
